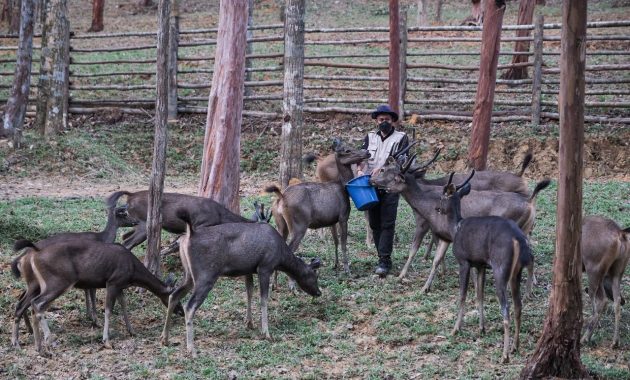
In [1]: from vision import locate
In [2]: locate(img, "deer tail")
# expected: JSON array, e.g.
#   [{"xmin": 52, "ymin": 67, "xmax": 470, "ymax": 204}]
[
  {"xmin": 11, "ymin": 240, "xmax": 38, "ymax": 279},
  {"xmin": 508, "ymin": 238, "xmax": 521, "ymax": 287},
  {"xmin": 529, "ymin": 179, "xmax": 551, "ymax": 202},
  {"xmin": 517, "ymin": 152, "xmax": 533, "ymax": 177},
  {"xmin": 106, "ymin": 191, "xmax": 130, "ymax": 209},
  {"xmin": 303, "ymin": 153, "xmax": 318, "ymax": 165},
  {"xmin": 264, "ymin": 185, "xmax": 283, "ymax": 200}
]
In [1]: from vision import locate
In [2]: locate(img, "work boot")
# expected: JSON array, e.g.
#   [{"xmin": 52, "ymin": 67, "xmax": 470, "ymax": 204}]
[{"xmin": 374, "ymin": 257, "xmax": 392, "ymax": 277}]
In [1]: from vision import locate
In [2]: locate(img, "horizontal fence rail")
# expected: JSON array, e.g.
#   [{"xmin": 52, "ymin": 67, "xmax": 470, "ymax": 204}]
[{"xmin": 0, "ymin": 18, "xmax": 628, "ymax": 124}]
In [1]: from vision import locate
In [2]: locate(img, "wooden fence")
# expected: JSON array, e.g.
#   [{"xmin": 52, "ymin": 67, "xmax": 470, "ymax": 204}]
[{"xmin": 1, "ymin": 16, "xmax": 629, "ymax": 124}]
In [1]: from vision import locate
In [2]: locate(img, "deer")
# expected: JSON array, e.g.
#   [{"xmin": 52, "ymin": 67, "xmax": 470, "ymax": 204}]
[
  {"xmin": 304, "ymin": 151, "xmax": 374, "ymax": 248},
  {"xmin": 160, "ymin": 209, "xmax": 322, "ymax": 357},
  {"xmin": 265, "ymin": 138, "xmax": 370, "ymax": 274},
  {"xmin": 581, "ymin": 215, "xmax": 630, "ymax": 348},
  {"xmin": 369, "ymin": 153, "xmax": 547, "ymax": 292},
  {"xmin": 12, "ymin": 240, "xmax": 183, "ymax": 356},
  {"xmin": 10, "ymin": 192, "xmax": 138, "ymax": 346},
  {"xmin": 437, "ymin": 171, "xmax": 534, "ymax": 364},
  {"xmin": 110, "ymin": 190, "xmax": 255, "ymax": 250}
]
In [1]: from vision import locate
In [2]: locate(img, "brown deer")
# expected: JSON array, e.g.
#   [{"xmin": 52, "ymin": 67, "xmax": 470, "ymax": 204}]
[
  {"xmin": 266, "ymin": 139, "xmax": 370, "ymax": 274},
  {"xmin": 581, "ymin": 215, "xmax": 630, "ymax": 348}
]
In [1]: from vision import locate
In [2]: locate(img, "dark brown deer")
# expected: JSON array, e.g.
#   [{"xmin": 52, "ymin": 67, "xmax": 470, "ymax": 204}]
[
  {"xmin": 13, "ymin": 240, "xmax": 183, "ymax": 356},
  {"xmin": 112, "ymin": 190, "xmax": 254, "ymax": 250},
  {"xmin": 581, "ymin": 215, "xmax": 630, "ymax": 348},
  {"xmin": 160, "ymin": 209, "xmax": 322, "ymax": 357},
  {"xmin": 10, "ymin": 192, "xmax": 137, "ymax": 347},
  {"xmin": 266, "ymin": 139, "xmax": 370, "ymax": 273},
  {"xmin": 369, "ymin": 154, "xmax": 547, "ymax": 292},
  {"xmin": 438, "ymin": 172, "xmax": 534, "ymax": 364}
]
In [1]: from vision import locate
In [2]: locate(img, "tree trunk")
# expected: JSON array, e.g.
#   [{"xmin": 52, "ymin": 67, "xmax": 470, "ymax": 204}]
[
  {"xmin": 137, "ymin": 0, "xmax": 152, "ymax": 6},
  {"xmin": 467, "ymin": 0, "xmax": 483, "ymax": 25},
  {"xmin": 88, "ymin": 0, "xmax": 104, "ymax": 32},
  {"xmin": 435, "ymin": 0, "xmax": 443, "ymax": 23},
  {"xmin": 198, "ymin": 0, "xmax": 248, "ymax": 214},
  {"xmin": 467, "ymin": 0, "xmax": 504, "ymax": 170},
  {"xmin": 1, "ymin": 0, "xmax": 34, "ymax": 147},
  {"xmin": 417, "ymin": 0, "xmax": 428, "ymax": 26},
  {"xmin": 519, "ymin": 2, "xmax": 588, "ymax": 377},
  {"xmin": 500, "ymin": 0, "xmax": 535, "ymax": 80},
  {"xmin": 167, "ymin": 0, "xmax": 178, "ymax": 121},
  {"xmin": 279, "ymin": 0, "xmax": 305, "ymax": 188},
  {"xmin": 144, "ymin": 0, "xmax": 171, "ymax": 277},
  {"xmin": 44, "ymin": 0, "xmax": 69, "ymax": 135},
  {"xmin": 2, "ymin": 0, "xmax": 21, "ymax": 34},
  {"xmin": 388, "ymin": 0, "xmax": 401, "ymax": 118},
  {"xmin": 34, "ymin": 0, "xmax": 50, "ymax": 136},
  {"xmin": 244, "ymin": 0, "xmax": 254, "ymax": 97}
]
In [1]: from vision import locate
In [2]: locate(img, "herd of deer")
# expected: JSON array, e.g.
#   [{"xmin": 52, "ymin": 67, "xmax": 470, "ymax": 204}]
[{"xmin": 9, "ymin": 139, "xmax": 629, "ymax": 362}]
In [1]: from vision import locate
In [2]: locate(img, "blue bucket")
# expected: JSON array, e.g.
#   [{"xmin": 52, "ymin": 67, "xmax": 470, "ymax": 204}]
[{"xmin": 346, "ymin": 175, "xmax": 379, "ymax": 211}]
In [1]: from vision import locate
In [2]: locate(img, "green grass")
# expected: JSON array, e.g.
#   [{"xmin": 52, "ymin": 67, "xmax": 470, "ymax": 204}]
[{"xmin": 1, "ymin": 179, "xmax": 628, "ymax": 379}]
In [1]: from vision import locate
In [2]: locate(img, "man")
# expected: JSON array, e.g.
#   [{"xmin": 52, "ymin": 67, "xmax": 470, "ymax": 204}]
[{"xmin": 357, "ymin": 105, "xmax": 409, "ymax": 277}]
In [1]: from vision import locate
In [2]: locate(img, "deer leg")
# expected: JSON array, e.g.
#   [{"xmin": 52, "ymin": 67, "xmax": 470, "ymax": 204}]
[
  {"xmin": 184, "ymin": 276, "xmax": 217, "ymax": 358},
  {"xmin": 475, "ymin": 268, "xmax": 486, "ymax": 335},
  {"xmin": 421, "ymin": 240, "xmax": 450, "ymax": 293},
  {"xmin": 339, "ymin": 220, "xmax": 350, "ymax": 275},
  {"xmin": 582, "ymin": 274, "xmax": 606, "ymax": 345},
  {"xmin": 103, "ymin": 287, "xmax": 120, "ymax": 349},
  {"xmin": 423, "ymin": 233, "xmax": 437, "ymax": 261},
  {"xmin": 259, "ymin": 270, "xmax": 273, "ymax": 340},
  {"xmin": 452, "ymin": 261, "xmax": 471, "ymax": 335},
  {"xmin": 122, "ymin": 223, "xmax": 148, "ymax": 250},
  {"xmin": 398, "ymin": 219, "xmax": 429, "ymax": 280},
  {"xmin": 330, "ymin": 224, "xmax": 340, "ymax": 271},
  {"xmin": 364, "ymin": 211, "xmax": 373, "ymax": 248},
  {"xmin": 494, "ymin": 275, "xmax": 511, "ymax": 364},
  {"xmin": 611, "ymin": 275, "xmax": 622, "ymax": 348},
  {"xmin": 85, "ymin": 288, "xmax": 99, "ymax": 327},
  {"xmin": 161, "ymin": 271, "xmax": 193, "ymax": 346},
  {"xmin": 117, "ymin": 292, "xmax": 134, "ymax": 336},
  {"xmin": 245, "ymin": 274, "xmax": 254, "ymax": 329},
  {"xmin": 31, "ymin": 285, "xmax": 68, "ymax": 357},
  {"xmin": 511, "ymin": 272, "xmax": 523, "ymax": 355},
  {"xmin": 12, "ymin": 287, "xmax": 38, "ymax": 348}
]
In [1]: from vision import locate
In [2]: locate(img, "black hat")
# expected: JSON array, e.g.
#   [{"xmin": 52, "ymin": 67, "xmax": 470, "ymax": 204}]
[{"xmin": 371, "ymin": 104, "xmax": 399, "ymax": 122}]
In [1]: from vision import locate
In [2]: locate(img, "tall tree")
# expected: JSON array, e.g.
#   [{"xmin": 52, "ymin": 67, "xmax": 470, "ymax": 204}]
[
  {"xmin": 88, "ymin": 0, "xmax": 104, "ymax": 32},
  {"xmin": 388, "ymin": 0, "xmax": 401, "ymax": 117},
  {"xmin": 520, "ymin": 2, "xmax": 588, "ymax": 377},
  {"xmin": 198, "ymin": 0, "xmax": 248, "ymax": 214},
  {"xmin": 244, "ymin": 0, "xmax": 254, "ymax": 97},
  {"xmin": 279, "ymin": 0, "xmax": 305, "ymax": 188},
  {"xmin": 500, "ymin": 0, "xmax": 536, "ymax": 80},
  {"xmin": 417, "ymin": 0, "xmax": 428, "ymax": 26},
  {"xmin": 144, "ymin": 0, "xmax": 171, "ymax": 277},
  {"xmin": 467, "ymin": 0, "xmax": 505, "ymax": 170},
  {"xmin": 1, "ymin": 0, "xmax": 34, "ymax": 147},
  {"xmin": 1, "ymin": 0, "xmax": 21, "ymax": 34},
  {"xmin": 435, "ymin": 0, "xmax": 443, "ymax": 23}
]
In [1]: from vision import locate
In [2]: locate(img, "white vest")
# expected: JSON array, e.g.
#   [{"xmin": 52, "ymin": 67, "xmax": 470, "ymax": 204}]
[{"xmin": 366, "ymin": 130, "xmax": 406, "ymax": 172}]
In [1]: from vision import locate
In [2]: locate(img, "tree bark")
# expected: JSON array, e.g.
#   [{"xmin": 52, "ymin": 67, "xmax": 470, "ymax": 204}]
[
  {"xmin": 197, "ymin": 0, "xmax": 248, "ymax": 214},
  {"xmin": 417, "ymin": 0, "xmax": 428, "ymax": 26},
  {"xmin": 467, "ymin": 0, "xmax": 504, "ymax": 170},
  {"xmin": 2, "ymin": 0, "xmax": 21, "ymax": 34},
  {"xmin": 244, "ymin": 0, "xmax": 254, "ymax": 97},
  {"xmin": 145, "ymin": 0, "xmax": 171, "ymax": 277},
  {"xmin": 279, "ymin": 0, "xmax": 305, "ymax": 188},
  {"xmin": 88, "ymin": 0, "xmax": 104, "ymax": 32},
  {"xmin": 466, "ymin": 0, "xmax": 484, "ymax": 26},
  {"xmin": 520, "ymin": 3, "xmax": 588, "ymax": 377},
  {"xmin": 388, "ymin": 0, "xmax": 401, "ymax": 118},
  {"xmin": 435, "ymin": 0, "xmax": 443, "ymax": 23},
  {"xmin": 34, "ymin": 0, "xmax": 50, "ymax": 136},
  {"xmin": 500, "ymin": 0, "xmax": 535, "ymax": 80},
  {"xmin": 44, "ymin": 0, "xmax": 69, "ymax": 135},
  {"xmin": 167, "ymin": 0, "xmax": 178, "ymax": 121},
  {"xmin": 1, "ymin": 0, "xmax": 34, "ymax": 147}
]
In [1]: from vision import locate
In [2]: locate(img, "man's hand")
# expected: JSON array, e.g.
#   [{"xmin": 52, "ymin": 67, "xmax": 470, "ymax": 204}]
[{"xmin": 357, "ymin": 170, "xmax": 364, "ymax": 176}]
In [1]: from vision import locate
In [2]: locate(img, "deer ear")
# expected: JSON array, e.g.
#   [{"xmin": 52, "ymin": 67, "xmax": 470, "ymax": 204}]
[
  {"xmin": 443, "ymin": 183, "xmax": 457, "ymax": 196},
  {"xmin": 457, "ymin": 183, "xmax": 472, "ymax": 197},
  {"xmin": 309, "ymin": 257, "xmax": 322, "ymax": 270}
]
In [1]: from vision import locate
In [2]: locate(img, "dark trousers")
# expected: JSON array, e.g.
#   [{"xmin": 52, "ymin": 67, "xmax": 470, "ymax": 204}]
[{"xmin": 368, "ymin": 191, "xmax": 400, "ymax": 263}]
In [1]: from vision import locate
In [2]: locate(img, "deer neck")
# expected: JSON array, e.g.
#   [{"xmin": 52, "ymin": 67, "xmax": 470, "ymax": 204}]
[
  {"xmin": 131, "ymin": 259, "xmax": 170, "ymax": 298},
  {"xmin": 403, "ymin": 176, "xmax": 454, "ymax": 242},
  {"xmin": 97, "ymin": 207, "xmax": 118, "ymax": 244},
  {"xmin": 334, "ymin": 156, "xmax": 355, "ymax": 185}
]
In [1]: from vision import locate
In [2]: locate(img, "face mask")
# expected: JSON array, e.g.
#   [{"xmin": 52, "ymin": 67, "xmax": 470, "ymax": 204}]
[{"xmin": 378, "ymin": 121, "xmax": 393, "ymax": 134}]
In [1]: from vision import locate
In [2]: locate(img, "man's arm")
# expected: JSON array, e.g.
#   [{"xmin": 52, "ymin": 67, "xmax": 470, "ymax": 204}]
[{"xmin": 357, "ymin": 135, "xmax": 369, "ymax": 175}]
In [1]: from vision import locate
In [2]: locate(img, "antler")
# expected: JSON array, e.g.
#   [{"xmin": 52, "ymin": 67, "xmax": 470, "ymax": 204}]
[
  {"xmin": 401, "ymin": 153, "xmax": 417, "ymax": 174},
  {"xmin": 456, "ymin": 170, "xmax": 476, "ymax": 191},
  {"xmin": 392, "ymin": 140, "xmax": 418, "ymax": 160},
  {"xmin": 409, "ymin": 148, "xmax": 442, "ymax": 174}
]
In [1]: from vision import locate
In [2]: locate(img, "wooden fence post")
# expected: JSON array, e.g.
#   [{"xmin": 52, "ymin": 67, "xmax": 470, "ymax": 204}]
[
  {"xmin": 388, "ymin": 0, "xmax": 401, "ymax": 117},
  {"xmin": 167, "ymin": 0, "xmax": 179, "ymax": 121},
  {"xmin": 399, "ymin": 7, "xmax": 407, "ymax": 120},
  {"xmin": 531, "ymin": 14, "xmax": 544, "ymax": 126}
]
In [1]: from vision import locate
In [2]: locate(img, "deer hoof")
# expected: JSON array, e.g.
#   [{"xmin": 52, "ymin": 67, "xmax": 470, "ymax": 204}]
[
  {"xmin": 611, "ymin": 340, "xmax": 619, "ymax": 349},
  {"xmin": 501, "ymin": 355, "xmax": 510, "ymax": 364},
  {"xmin": 160, "ymin": 336, "xmax": 169, "ymax": 347},
  {"xmin": 103, "ymin": 341, "xmax": 113, "ymax": 350}
]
